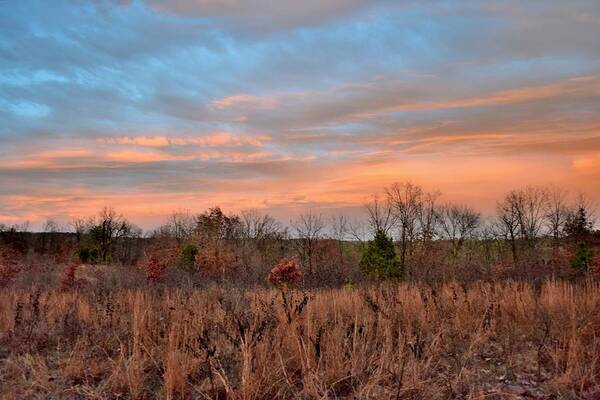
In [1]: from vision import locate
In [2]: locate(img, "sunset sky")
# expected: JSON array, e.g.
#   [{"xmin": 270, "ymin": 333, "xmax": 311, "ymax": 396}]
[{"xmin": 1, "ymin": 1, "xmax": 600, "ymax": 229}]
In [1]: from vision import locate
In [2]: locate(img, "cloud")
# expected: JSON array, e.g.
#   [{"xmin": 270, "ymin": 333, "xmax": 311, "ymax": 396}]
[
  {"xmin": 144, "ymin": 0, "xmax": 370, "ymax": 32},
  {"xmin": 2, "ymin": 0, "xmax": 600, "ymax": 229},
  {"xmin": 97, "ymin": 132, "xmax": 270, "ymax": 148}
]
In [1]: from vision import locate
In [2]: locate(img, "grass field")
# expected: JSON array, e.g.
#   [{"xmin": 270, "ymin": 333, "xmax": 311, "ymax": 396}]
[{"xmin": 1, "ymin": 280, "xmax": 599, "ymax": 399}]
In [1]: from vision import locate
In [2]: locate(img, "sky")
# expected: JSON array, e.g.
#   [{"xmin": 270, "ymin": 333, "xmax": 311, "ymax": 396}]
[{"xmin": 1, "ymin": 0, "xmax": 600, "ymax": 230}]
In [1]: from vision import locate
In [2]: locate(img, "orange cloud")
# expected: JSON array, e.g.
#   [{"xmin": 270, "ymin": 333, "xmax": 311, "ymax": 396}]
[
  {"xmin": 210, "ymin": 94, "xmax": 278, "ymax": 110},
  {"xmin": 97, "ymin": 132, "xmax": 270, "ymax": 148},
  {"xmin": 350, "ymin": 76, "xmax": 600, "ymax": 120},
  {"xmin": 98, "ymin": 136, "xmax": 170, "ymax": 147}
]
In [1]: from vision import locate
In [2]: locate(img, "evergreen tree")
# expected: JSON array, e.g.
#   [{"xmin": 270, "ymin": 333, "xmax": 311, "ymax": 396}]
[
  {"xmin": 564, "ymin": 207, "xmax": 595, "ymax": 276},
  {"xmin": 360, "ymin": 230, "xmax": 402, "ymax": 279},
  {"xmin": 571, "ymin": 242, "xmax": 593, "ymax": 275},
  {"xmin": 564, "ymin": 207, "xmax": 593, "ymax": 242}
]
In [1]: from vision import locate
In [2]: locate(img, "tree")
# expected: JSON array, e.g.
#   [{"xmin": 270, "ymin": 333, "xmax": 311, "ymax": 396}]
[
  {"xmin": 386, "ymin": 182, "xmax": 423, "ymax": 277},
  {"xmin": 178, "ymin": 244, "xmax": 198, "ymax": 273},
  {"xmin": 167, "ymin": 209, "xmax": 195, "ymax": 246},
  {"xmin": 364, "ymin": 194, "xmax": 396, "ymax": 236},
  {"xmin": 418, "ymin": 191, "xmax": 441, "ymax": 245},
  {"xmin": 291, "ymin": 211, "xmax": 325, "ymax": 275},
  {"xmin": 544, "ymin": 186, "xmax": 569, "ymax": 243},
  {"xmin": 496, "ymin": 192, "xmax": 521, "ymax": 265},
  {"xmin": 438, "ymin": 203, "xmax": 480, "ymax": 258},
  {"xmin": 195, "ymin": 207, "xmax": 241, "ymax": 241},
  {"xmin": 564, "ymin": 206, "xmax": 593, "ymax": 243},
  {"xmin": 70, "ymin": 218, "xmax": 87, "ymax": 243},
  {"xmin": 328, "ymin": 214, "xmax": 349, "ymax": 269},
  {"xmin": 571, "ymin": 242, "xmax": 593, "ymax": 276},
  {"xmin": 238, "ymin": 210, "xmax": 286, "ymax": 273},
  {"xmin": 515, "ymin": 186, "xmax": 548, "ymax": 247},
  {"xmin": 240, "ymin": 210, "xmax": 282, "ymax": 240},
  {"xmin": 359, "ymin": 230, "xmax": 401, "ymax": 279},
  {"xmin": 88, "ymin": 207, "xmax": 135, "ymax": 263}
]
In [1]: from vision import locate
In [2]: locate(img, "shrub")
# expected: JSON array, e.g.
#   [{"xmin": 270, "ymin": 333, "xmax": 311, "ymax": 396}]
[
  {"xmin": 77, "ymin": 247, "xmax": 92, "ymax": 263},
  {"xmin": 268, "ymin": 257, "xmax": 302, "ymax": 287},
  {"xmin": 343, "ymin": 277, "xmax": 355, "ymax": 290},
  {"xmin": 196, "ymin": 244, "xmax": 235, "ymax": 278},
  {"xmin": 60, "ymin": 263, "xmax": 78, "ymax": 290},
  {"xmin": 139, "ymin": 244, "xmax": 177, "ymax": 283}
]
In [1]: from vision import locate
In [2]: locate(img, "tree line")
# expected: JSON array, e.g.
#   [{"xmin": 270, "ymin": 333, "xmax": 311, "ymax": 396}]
[{"xmin": 1, "ymin": 182, "xmax": 598, "ymax": 286}]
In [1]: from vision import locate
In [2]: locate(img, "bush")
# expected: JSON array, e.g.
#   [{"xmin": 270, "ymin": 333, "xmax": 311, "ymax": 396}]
[
  {"xmin": 196, "ymin": 245, "xmax": 235, "ymax": 279},
  {"xmin": 268, "ymin": 258, "xmax": 302, "ymax": 287},
  {"xmin": 77, "ymin": 247, "xmax": 92, "ymax": 263},
  {"xmin": 60, "ymin": 263, "xmax": 78, "ymax": 290},
  {"xmin": 139, "ymin": 244, "xmax": 177, "ymax": 283}
]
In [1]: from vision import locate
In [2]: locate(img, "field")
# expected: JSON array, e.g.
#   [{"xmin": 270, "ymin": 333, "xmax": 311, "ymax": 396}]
[{"xmin": 1, "ymin": 280, "xmax": 599, "ymax": 399}]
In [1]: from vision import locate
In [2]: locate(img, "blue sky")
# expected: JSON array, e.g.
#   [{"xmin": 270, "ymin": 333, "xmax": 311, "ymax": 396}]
[{"xmin": 1, "ymin": 0, "xmax": 600, "ymax": 228}]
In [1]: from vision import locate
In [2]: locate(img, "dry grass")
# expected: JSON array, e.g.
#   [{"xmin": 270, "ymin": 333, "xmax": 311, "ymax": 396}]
[{"xmin": 1, "ymin": 280, "xmax": 599, "ymax": 399}]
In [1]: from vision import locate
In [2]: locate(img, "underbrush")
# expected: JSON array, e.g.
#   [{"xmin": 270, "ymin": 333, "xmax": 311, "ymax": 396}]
[{"xmin": 1, "ymin": 280, "xmax": 599, "ymax": 399}]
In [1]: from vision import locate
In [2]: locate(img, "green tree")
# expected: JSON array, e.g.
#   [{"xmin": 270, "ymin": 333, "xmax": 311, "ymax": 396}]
[
  {"xmin": 564, "ymin": 207, "xmax": 593, "ymax": 242},
  {"xmin": 359, "ymin": 230, "xmax": 401, "ymax": 279},
  {"xmin": 178, "ymin": 244, "xmax": 198, "ymax": 273},
  {"xmin": 564, "ymin": 206, "xmax": 595, "ymax": 276},
  {"xmin": 571, "ymin": 242, "xmax": 593, "ymax": 275}
]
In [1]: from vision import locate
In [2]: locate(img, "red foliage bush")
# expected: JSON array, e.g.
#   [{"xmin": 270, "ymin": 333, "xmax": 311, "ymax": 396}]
[
  {"xmin": 139, "ymin": 244, "xmax": 177, "ymax": 283},
  {"xmin": 268, "ymin": 258, "xmax": 302, "ymax": 287},
  {"xmin": 60, "ymin": 263, "xmax": 78, "ymax": 290},
  {"xmin": 141, "ymin": 254, "xmax": 168, "ymax": 283}
]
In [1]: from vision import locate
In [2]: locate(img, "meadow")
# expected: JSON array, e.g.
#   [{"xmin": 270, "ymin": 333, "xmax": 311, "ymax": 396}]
[{"xmin": 1, "ymin": 279, "xmax": 599, "ymax": 399}]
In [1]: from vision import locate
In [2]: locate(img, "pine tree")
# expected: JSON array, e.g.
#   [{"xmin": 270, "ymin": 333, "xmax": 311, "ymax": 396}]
[{"xmin": 359, "ymin": 230, "xmax": 402, "ymax": 279}]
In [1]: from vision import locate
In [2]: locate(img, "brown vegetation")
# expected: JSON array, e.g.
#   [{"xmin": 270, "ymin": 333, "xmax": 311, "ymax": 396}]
[{"xmin": 1, "ymin": 280, "xmax": 599, "ymax": 399}]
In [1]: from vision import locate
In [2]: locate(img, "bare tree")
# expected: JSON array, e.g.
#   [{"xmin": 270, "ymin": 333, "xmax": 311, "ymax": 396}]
[
  {"xmin": 418, "ymin": 190, "xmax": 441, "ymax": 244},
  {"xmin": 386, "ymin": 182, "xmax": 423, "ymax": 277},
  {"xmin": 291, "ymin": 211, "xmax": 325, "ymax": 275},
  {"xmin": 438, "ymin": 203, "xmax": 480, "ymax": 257},
  {"xmin": 545, "ymin": 186, "xmax": 569, "ymax": 243},
  {"xmin": 240, "ymin": 210, "xmax": 282, "ymax": 241},
  {"xmin": 364, "ymin": 194, "xmax": 396, "ymax": 235},
  {"xmin": 348, "ymin": 218, "xmax": 369, "ymax": 248},
  {"xmin": 43, "ymin": 218, "xmax": 60, "ymax": 233},
  {"xmin": 70, "ymin": 218, "xmax": 87, "ymax": 243},
  {"xmin": 329, "ymin": 214, "xmax": 349, "ymax": 269},
  {"xmin": 496, "ymin": 191, "xmax": 521, "ymax": 265},
  {"xmin": 90, "ymin": 207, "xmax": 135, "ymax": 263},
  {"xmin": 515, "ymin": 186, "xmax": 548, "ymax": 246},
  {"xmin": 167, "ymin": 209, "xmax": 195, "ymax": 245},
  {"xmin": 328, "ymin": 215, "xmax": 348, "ymax": 240}
]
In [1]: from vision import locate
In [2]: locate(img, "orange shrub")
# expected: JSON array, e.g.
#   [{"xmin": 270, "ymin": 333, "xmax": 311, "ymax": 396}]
[
  {"xmin": 139, "ymin": 244, "xmax": 178, "ymax": 283},
  {"xmin": 195, "ymin": 244, "xmax": 235, "ymax": 278},
  {"xmin": 268, "ymin": 257, "xmax": 302, "ymax": 287},
  {"xmin": 60, "ymin": 263, "xmax": 79, "ymax": 290}
]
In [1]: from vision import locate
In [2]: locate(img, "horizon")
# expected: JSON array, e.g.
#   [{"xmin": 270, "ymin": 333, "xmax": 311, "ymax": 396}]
[{"xmin": 2, "ymin": 1, "xmax": 600, "ymax": 230}]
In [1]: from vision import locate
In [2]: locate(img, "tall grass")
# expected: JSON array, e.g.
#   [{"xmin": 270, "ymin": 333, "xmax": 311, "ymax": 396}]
[{"xmin": 0, "ymin": 280, "xmax": 599, "ymax": 399}]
